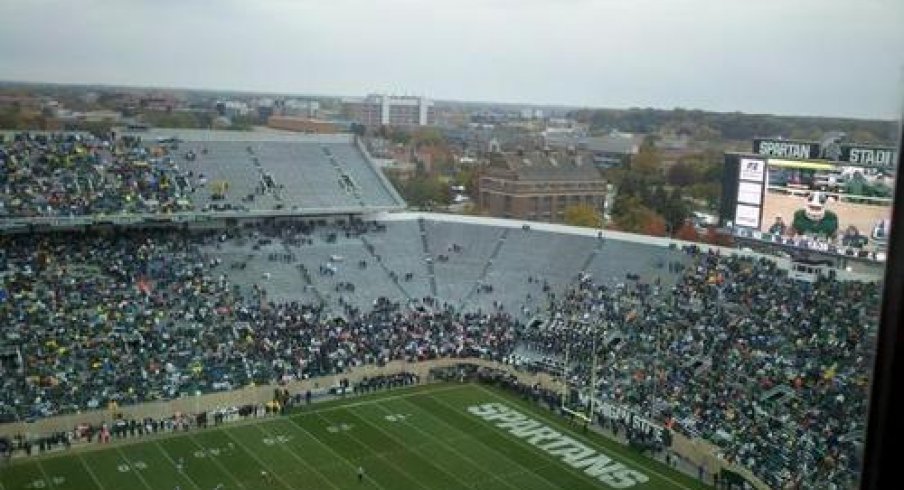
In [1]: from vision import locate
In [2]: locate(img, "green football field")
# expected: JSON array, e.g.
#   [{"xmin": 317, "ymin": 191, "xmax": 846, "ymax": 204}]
[{"xmin": 0, "ymin": 383, "xmax": 708, "ymax": 490}]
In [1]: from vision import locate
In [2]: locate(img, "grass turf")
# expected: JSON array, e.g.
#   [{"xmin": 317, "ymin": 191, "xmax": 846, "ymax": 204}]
[{"xmin": 0, "ymin": 383, "xmax": 708, "ymax": 489}]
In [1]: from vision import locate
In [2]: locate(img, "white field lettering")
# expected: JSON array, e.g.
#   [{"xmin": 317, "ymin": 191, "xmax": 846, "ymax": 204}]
[{"xmin": 468, "ymin": 403, "xmax": 650, "ymax": 488}]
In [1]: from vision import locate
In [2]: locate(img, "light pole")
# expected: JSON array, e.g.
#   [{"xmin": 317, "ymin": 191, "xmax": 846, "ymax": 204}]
[
  {"xmin": 560, "ymin": 313, "xmax": 574, "ymax": 410},
  {"xmin": 589, "ymin": 316, "xmax": 600, "ymax": 423}
]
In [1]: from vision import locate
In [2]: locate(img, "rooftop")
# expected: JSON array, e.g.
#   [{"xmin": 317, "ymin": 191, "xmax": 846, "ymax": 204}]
[{"xmin": 485, "ymin": 150, "xmax": 604, "ymax": 181}]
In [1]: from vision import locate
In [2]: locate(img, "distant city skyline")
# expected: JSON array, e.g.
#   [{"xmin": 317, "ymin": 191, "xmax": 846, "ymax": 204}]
[{"xmin": 1, "ymin": 0, "xmax": 902, "ymax": 119}]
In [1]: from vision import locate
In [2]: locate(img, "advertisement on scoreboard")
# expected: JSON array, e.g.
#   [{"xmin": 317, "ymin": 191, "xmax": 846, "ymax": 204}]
[{"xmin": 732, "ymin": 157, "xmax": 767, "ymax": 230}]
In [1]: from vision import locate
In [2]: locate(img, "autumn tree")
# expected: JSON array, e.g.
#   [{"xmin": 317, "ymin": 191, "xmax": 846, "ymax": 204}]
[
  {"xmin": 387, "ymin": 173, "xmax": 450, "ymax": 208},
  {"xmin": 661, "ymin": 188, "xmax": 689, "ymax": 234},
  {"xmin": 643, "ymin": 213, "xmax": 668, "ymax": 237},
  {"xmin": 411, "ymin": 127, "xmax": 444, "ymax": 147},
  {"xmin": 666, "ymin": 160, "xmax": 697, "ymax": 187},
  {"xmin": 675, "ymin": 222, "xmax": 700, "ymax": 242},
  {"xmin": 704, "ymin": 227, "xmax": 734, "ymax": 246},
  {"xmin": 613, "ymin": 196, "xmax": 666, "ymax": 235},
  {"xmin": 564, "ymin": 204, "xmax": 603, "ymax": 228},
  {"xmin": 630, "ymin": 142, "xmax": 663, "ymax": 180}
]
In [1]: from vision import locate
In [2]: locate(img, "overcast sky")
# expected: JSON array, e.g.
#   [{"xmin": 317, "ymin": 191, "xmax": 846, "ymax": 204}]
[{"xmin": 1, "ymin": 0, "xmax": 902, "ymax": 119}]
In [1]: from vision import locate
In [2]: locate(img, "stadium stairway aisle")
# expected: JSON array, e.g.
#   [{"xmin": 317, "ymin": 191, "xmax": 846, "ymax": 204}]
[
  {"xmin": 582, "ymin": 239, "xmax": 689, "ymax": 288},
  {"xmin": 469, "ymin": 228, "xmax": 599, "ymax": 318},
  {"xmin": 281, "ymin": 240, "xmax": 328, "ymax": 308},
  {"xmin": 417, "ymin": 218, "xmax": 439, "ymax": 298},
  {"xmin": 192, "ymin": 141, "xmax": 279, "ymax": 210},
  {"xmin": 358, "ymin": 235, "xmax": 414, "ymax": 301},
  {"xmin": 579, "ymin": 240, "xmax": 602, "ymax": 273},
  {"xmin": 201, "ymin": 238, "xmax": 315, "ymax": 305},
  {"xmin": 460, "ymin": 228, "xmax": 510, "ymax": 306},
  {"xmin": 332, "ymin": 144, "xmax": 400, "ymax": 207},
  {"xmin": 293, "ymin": 232, "xmax": 404, "ymax": 312},
  {"xmin": 424, "ymin": 220, "xmax": 505, "ymax": 308}
]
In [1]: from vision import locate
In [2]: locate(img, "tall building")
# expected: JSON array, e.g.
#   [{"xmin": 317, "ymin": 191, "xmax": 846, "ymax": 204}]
[
  {"xmin": 478, "ymin": 151, "xmax": 607, "ymax": 222},
  {"xmin": 343, "ymin": 94, "xmax": 435, "ymax": 127}
]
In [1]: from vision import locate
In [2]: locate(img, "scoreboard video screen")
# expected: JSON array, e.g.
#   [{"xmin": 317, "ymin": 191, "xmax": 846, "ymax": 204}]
[{"xmin": 721, "ymin": 139, "xmax": 895, "ymax": 261}]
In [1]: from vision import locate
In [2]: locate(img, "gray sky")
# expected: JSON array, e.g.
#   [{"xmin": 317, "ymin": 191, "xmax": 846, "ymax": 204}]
[{"xmin": 1, "ymin": 0, "xmax": 903, "ymax": 119}]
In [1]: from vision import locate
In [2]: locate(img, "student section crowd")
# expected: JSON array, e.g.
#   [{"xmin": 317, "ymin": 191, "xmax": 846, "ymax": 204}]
[{"xmin": 0, "ymin": 132, "xmax": 196, "ymax": 218}]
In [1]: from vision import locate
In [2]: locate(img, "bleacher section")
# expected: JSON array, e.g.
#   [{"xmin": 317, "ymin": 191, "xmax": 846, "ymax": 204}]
[
  {"xmin": 193, "ymin": 141, "xmax": 280, "ymax": 210},
  {"xmin": 190, "ymin": 215, "xmax": 695, "ymax": 318},
  {"xmin": 251, "ymin": 142, "xmax": 359, "ymax": 209},
  {"xmin": 330, "ymin": 144, "xmax": 400, "ymax": 207},
  {"xmin": 423, "ymin": 220, "xmax": 506, "ymax": 305},
  {"xmin": 290, "ymin": 232, "xmax": 404, "ymax": 312},
  {"xmin": 176, "ymin": 135, "xmax": 404, "ymax": 212},
  {"xmin": 201, "ymin": 238, "xmax": 319, "ymax": 305},
  {"xmin": 467, "ymin": 228, "xmax": 601, "ymax": 316},
  {"xmin": 0, "ymin": 130, "xmax": 404, "ymax": 229},
  {"xmin": 583, "ymin": 237, "xmax": 687, "ymax": 289},
  {"xmin": 361, "ymin": 220, "xmax": 433, "ymax": 301}
]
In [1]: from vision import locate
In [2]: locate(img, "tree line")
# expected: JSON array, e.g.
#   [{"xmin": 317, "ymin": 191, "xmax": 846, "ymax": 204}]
[{"xmin": 569, "ymin": 107, "xmax": 897, "ymax": 145}]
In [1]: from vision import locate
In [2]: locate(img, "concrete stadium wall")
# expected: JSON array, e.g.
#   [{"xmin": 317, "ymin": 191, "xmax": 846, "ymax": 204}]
[
  {"xmin": 0, "ymin": 357, "xmax": 768, "ymax": 489},
  {"xmin": 353, "ymin": 135, "xmax": 408, "ymax": 208}
]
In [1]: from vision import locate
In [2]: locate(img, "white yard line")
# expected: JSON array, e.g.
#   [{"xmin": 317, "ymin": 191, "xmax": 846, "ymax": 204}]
[
  {"xmin": 184, "ymin": 433, "xmax": 247, "ymax": 490},
  {"xmin": 77, "ymin": 454, "xmax": 107, "ymax": 490},
  {"xmin": 364, "ymin": 401, "xmax": 523, "ymax": 490},
  {"xmin": 285, "ymin": 416, "xmax": 388, "ymax": 490},
  {"xmin": 114, "ymin": 447, "xmax": 153, "ymax": 490},
  {"xmin": 475, "ymin": 384, "xmax": 698, "ymax": 490},
  {"xmin": 314, "ymin": 412, "xmax": 430, "ymax": 489},
  {"xmin": 152, "ymin": 441, "xmax": 202, "ymax": 490},
  {"xmin": 346, "ymin": 405, "xmax": 476, "ymax": 489},
  {"xmin": 220, "ymin": 429, "xmax": 294, "ymax": 490},
  {"xmin": 34, "ymin": 460, "xmax": 57, "ymax": 490},
  {"xmin": 251, "ymin": 422, "xmax": 341, "ymax": 490}
]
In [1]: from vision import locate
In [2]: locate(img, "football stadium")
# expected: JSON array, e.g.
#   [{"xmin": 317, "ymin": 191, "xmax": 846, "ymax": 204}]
[{"xmin": 0, "ymin": 130, "xmax": 885, "ymax": 489}]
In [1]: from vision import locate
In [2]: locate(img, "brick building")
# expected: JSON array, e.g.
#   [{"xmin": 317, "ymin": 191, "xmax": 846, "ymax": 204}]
[{"xmin": 478, "ymin": 151, "xmax": 607, "ymax": 222}]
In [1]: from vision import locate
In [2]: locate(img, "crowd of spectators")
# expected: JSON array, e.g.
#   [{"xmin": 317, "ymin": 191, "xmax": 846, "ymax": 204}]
[
  {"xmin": 0, "ymin": 223, "xmax": 517, "ymax": 424},
  {"xmin": 517, "ymin": 245, "xmax": 880, "ymax": 489},
  {"xmin": 1, "ymin": 410, "xmax": 202, "ymax": 458},
  {"xmin": 0, "ymin": 370, "xmax": 425, "ymax": 461},
  {"xmin": 0, "ymin": 132, "xmax": 198, "ymax": 218},
  {"xmin": 0, "ymin": 218, "xmax": 883, "ymax": 489}
]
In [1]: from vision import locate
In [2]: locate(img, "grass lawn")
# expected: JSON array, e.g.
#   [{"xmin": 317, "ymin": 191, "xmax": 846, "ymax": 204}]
[{"xmin": 0, "ymin": 383, "xmax": 708, "ymax": 489}]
